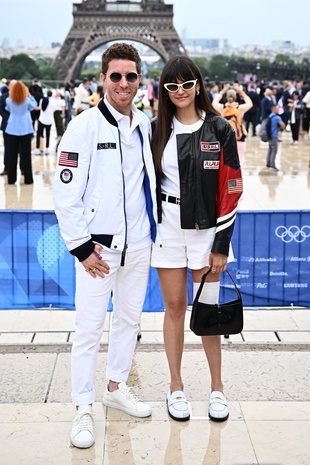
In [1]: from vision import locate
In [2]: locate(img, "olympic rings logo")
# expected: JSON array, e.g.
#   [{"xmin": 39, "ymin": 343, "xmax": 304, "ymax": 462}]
[{"xmin": 275, "ymin": 225, "xmax": 310, "ymax": 243}]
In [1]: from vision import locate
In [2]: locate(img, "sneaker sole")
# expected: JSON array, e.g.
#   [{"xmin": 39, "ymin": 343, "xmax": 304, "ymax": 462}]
[
  {"xmin": 102, "ymin": 399, "xmax": 151, "ymax": 418},
  {"xmin": 70, "ymin": 437, "xmax": 95, "ymax": 449}
]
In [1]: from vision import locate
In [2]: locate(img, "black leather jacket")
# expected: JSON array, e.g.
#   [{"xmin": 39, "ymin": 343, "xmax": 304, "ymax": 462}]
[{"xmin": 158, "ymin": 114, "xmax": 243, "ymax": 256}]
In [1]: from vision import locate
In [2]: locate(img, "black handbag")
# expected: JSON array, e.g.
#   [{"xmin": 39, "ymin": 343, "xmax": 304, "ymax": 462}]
[{"xmin": 190, "ymin": 269, "xmax": 243, "ymax": 336}]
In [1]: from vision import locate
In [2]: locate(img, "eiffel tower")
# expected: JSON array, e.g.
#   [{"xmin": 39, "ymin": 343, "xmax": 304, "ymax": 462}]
[{"xmin": 53, "ymin": 0, "xmax": 186, "ymax": 82}]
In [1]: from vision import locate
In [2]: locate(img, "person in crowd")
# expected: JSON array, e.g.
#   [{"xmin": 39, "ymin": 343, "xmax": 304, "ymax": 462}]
[
  {"xmin": 53, "ymin": 90, "xmax": 66, "ymax": 139},
  {"xmin": 281, "ymin": 81, "xmax": 294, "ymax": 125},
  {"xmin": 5, "ymin": 81, "xmax": 37, "ymax": 184},
  {"xmin": 89, "ymin": 75, "xmax": 98, "ymax": 94},
  {"xmin": 0, "ymin": 77, "xmax": 8, "ymax": 94},
  {"xmin": 28, "ymin": 78, "xmax": 43, "ymax": 131},
  {"xmin": 244, "ymin": 82, "xmax": 260, "ymax": 136},
  {"xmin": 58, "ymin": 82, "xmax": 73, "ymax": 129},
  {"xmin": 203, "ymin": 76, "xmax": 213, "ymax": 102},
  {"xmin": 151, "ymin": 56, "xmax": 242, "ymax": 423},
  {"xmin": 87, "ymin": 85, "xmax": 104, "ymax": 107},
  {"xmin": 73, "ymin": 77, "xmax": 91, "ymax": 116},
  {"xmin": 133, "ymin": 82, "xmax": 145, "ymax": 111},
  {"xmin": 152, "ymin": 76, "xmax": 159, "ymax": 117},
  {"xmin": 53, "ymin": 42, "xmax": 157, "ymax": 449},
  {"xmin": 67, "ymin": 80, "xmax": 76, "ymax": 118},
  {"xmin": 212, "ymin": 83, "xmax": 252, "ymax": 165},
  {"xmin": 302, "ymin": 88, "xmax": 310, "ymax": 136},
  {"xmin": 260, "ymin": 88, "xmax": 274, "ymax": 121},
  {"xmin": 266, "ymin": 104, "xmax": 285, "ymax": 171},
  {"xmin": 0, "ymin": 79, "xmax": 15, "ymax": 175},
  {"xmin": 288, "ymin": 91, "xmax": 303, "ymax": 144},
  {"xmin": 32, "ymin": 90, "xmax": 59, "ymax": 155},
  {"xmin": 147, "ymin": 79, "xmax": 154, "ymax": 115}
]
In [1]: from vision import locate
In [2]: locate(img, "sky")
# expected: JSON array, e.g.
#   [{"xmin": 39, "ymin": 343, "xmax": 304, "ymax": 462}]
[{"xmin": 2, "ymin": 0, "xmax": 310, "ymax": 49}]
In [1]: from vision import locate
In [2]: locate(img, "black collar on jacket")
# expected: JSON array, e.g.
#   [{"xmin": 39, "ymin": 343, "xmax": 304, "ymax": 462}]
[{"xmin": 98, "ymin": 98, "xmax": 118, "ymax": 127}]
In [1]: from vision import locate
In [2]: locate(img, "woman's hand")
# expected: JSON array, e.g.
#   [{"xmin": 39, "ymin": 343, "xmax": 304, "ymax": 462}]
[{"xmin": 209, "ymin": 252, "xmax": 228, "ymax": 274}]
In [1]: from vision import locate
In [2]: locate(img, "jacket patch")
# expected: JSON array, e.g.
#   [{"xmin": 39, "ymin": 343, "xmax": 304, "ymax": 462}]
[
  {"xmin": 59, "ymin": 151, "xmax": 78, "ymax": 168},
  {"xmin": 97, "ymin": 142, "xmax": 117, "ymax": 150},
  {"xmin": 60, "ymin": 169, "xmax": 73, "ymax": 184},
  {"xmin": 204, "ymin": 160, "xmax": 219, "ymax": 169},
  {"xmin": 200, "ymin": 141, "xmax": 220, "ymax": 152},
  {"xmin": 228, "ymin": 178, "xmax": 243, "ymax": 194}
]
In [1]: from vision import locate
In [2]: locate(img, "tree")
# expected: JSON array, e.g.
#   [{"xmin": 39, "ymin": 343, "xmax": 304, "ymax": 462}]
[
  {"xmin": 207, "ymin": 55, "xmax": 231, "ymax": 81},
  {"xmin": 192, "ymin": 57, "xmax": 209, "ymax": 78},
  {"xmin": 274, "ymin": 54, "xmax": 295, "ymax": 66},
  {"xmin": 0, "ymin": 54, "xmax": 40, "ymax": 81}
]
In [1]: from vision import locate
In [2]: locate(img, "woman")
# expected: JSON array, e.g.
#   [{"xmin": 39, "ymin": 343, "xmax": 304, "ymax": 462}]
[
  {"xmin": 32, "ymin": 90, "xmax": 59, "ymax": 155},
  {"xmin": 5, "ymin": 80, "xmax": 37, "ymax": 184},
  {"xmin": 151, "ymin": 56, "xmax": 242, "ymax": 422},
  {"xmin": 87, "ymin": 85, "xmax": 104, "ymax": 107},
  {"xmin": 212, "ymin": 83, "xmax": 252, "ymax": 165}
]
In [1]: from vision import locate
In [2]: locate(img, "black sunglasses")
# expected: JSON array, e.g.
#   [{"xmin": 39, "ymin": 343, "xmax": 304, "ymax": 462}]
[{"xmin": 108, "ymin": 72, "xmax": 139, "ymax": 83}]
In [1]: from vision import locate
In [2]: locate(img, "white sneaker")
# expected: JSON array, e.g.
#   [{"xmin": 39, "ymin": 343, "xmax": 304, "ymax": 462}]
[
  {"xmin": 209, "ymin": 391, "xmax": 229, "ymax": 422},
  {"xmin": 44, "ymin": 148, "xmax": 50, "ymax": 154},
  {"xmin": 32, "ymin": 149, "xmax": 41, "ymax": 155},
  {"xmin": 70, "ymin": 405, "xmax": 95, "ymax": 448},
  {"xmin": 102, "ymin": 382, "xmax": 151, "ymax": 418},
  {"xmin": 167, "ymin": 390, "xmax": 190, "ymax": 421}
]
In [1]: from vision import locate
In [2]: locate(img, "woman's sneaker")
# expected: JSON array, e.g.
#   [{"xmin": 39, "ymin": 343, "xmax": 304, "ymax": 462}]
[
  {"xmin": 167, "ymin": 390, "xmax": 190, "ymax": 421},
  {"xmin": 209, "ymin": 391, "xmax": 229, "ymax": 422},
  {"xmin": 102, "ymin": 382, "xmax": 151, "ymax": 418},
  {"xmin": 70, "ymin": 405, "xmax": 95, "ymax": 448}
]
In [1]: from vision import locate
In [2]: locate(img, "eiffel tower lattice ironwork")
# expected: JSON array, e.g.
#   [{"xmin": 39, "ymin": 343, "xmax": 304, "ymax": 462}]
[{"xmin": 53, "ymin": 0, "xmax": 186, "ymax": 82}]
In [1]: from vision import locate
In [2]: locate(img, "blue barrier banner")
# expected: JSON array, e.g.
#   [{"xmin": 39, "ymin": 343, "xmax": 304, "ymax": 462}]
[{"xmin": 0, "ymin": 210, "xmax": 309, "ymax": 309}]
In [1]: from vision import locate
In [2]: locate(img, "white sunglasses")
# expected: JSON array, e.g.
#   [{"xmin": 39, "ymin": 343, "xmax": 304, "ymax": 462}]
[{"xmin": 164, "ymin": 79, "xmax": 198, "ymax": 93}]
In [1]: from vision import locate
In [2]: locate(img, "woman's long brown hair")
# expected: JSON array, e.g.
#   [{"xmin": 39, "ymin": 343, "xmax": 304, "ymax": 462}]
[{"xmin": 151, "ymin": 56, "xmax": 218, "ymax": 173}]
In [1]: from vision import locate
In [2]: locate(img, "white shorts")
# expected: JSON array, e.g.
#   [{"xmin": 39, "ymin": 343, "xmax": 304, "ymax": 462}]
[{"xmin": 151, "ymin": 201, "xmax": 234, "ymax": 269}]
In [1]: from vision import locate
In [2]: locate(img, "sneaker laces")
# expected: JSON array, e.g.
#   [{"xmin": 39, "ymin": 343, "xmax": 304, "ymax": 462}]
[
  {"xmin": 122, "ymin": 385, "xmax": 141, "ymax": 405},
  {"xmin": 75, "ymin": 412, "xmax": 94, "ymax": 433}
]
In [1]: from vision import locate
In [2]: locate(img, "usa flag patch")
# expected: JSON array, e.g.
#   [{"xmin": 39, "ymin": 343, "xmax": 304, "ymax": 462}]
[
  {"xmin": 59, "ymin": 151, "xmax": 79, "ymax": 168},
  {"xmin": 228, "ymin": 178, "xmax": 243, "ymax": 194}
]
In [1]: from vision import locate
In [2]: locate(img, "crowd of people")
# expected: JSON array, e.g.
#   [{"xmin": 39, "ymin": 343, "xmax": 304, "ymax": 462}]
[
  {"xmin": 1, "ymin": 71, "xmax": 309, "ymax": 184},
  {"xmin": 1, "ymin": 48, "xmax": 309, "ymax": 451},
  {"xmin": 0, "ymin": 75, "xmax": 105, "ymax": 183},
  {"xmin": 204, "ymin": 77, "xmax": 310, "ymax": 170}
]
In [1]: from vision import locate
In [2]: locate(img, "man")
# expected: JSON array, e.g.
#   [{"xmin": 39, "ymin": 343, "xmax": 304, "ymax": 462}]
[
  {"xmin": 266, "ymin": 104, "xmax": 285, "ymax": 171},
  {"xmin": 89, "ymin": 75, "xmax": 98, "ymax": 94},
  {"xmin": 72, "ymin": 77, "xmax": 91, "ymax": 116},
  {"xmin": 53, "ymin": 43, "xmax": 157, "ymax": 449},
  {"xmin": 244, "ymin": 83, "xmax": 260, "ymax": 136},
  {"xmin": 260, "ymin": 88, "xmax": 274, "ymax": 121}
]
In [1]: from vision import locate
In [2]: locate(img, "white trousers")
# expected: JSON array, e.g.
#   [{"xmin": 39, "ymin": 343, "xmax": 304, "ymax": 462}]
[{"xmin": 71, "ymin": 245, "xmax": 151, "ymax": 406}]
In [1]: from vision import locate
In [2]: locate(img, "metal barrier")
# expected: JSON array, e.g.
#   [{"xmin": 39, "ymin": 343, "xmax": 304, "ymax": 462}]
[{"xmin": 0, "ymin": 210, "xmax": 309, "ymax": 310}]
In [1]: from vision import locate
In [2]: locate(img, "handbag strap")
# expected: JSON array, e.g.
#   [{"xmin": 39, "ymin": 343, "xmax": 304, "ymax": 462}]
[{"xmin": 194, "ymin": 268, "xmax": 241, "ymax": 302}]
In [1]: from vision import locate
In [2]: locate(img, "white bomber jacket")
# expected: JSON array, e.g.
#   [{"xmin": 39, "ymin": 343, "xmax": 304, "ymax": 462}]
[{"xmin": 53, "ymin": 98, "xmax": 157, "ymax": 265}]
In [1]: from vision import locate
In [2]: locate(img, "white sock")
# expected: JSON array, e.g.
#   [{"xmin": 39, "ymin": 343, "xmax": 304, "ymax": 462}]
[{"xmin": 193, "ymin": 281, "xmax": 220, "ymax": 304}]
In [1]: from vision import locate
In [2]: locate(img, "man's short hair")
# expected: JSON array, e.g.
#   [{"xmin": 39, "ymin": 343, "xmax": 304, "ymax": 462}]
[{"xmin": 101, "ymin": 42, "xmax": 141, "ymax": 75}]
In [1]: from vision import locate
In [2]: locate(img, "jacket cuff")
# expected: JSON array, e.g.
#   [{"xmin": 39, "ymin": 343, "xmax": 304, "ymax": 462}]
[
  {"xmin": 211, "ymin": 239, "xmax": 229, "ymax": 257},
  {"xmin": 69, "ymin": 239, "xmax": 95, "ymax": 262}
]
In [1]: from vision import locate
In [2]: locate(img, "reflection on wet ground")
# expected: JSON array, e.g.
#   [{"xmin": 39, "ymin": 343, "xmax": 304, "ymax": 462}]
[{"xmin": 1, "ymin": 126, "xmax": 309, "ymax": 211}]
